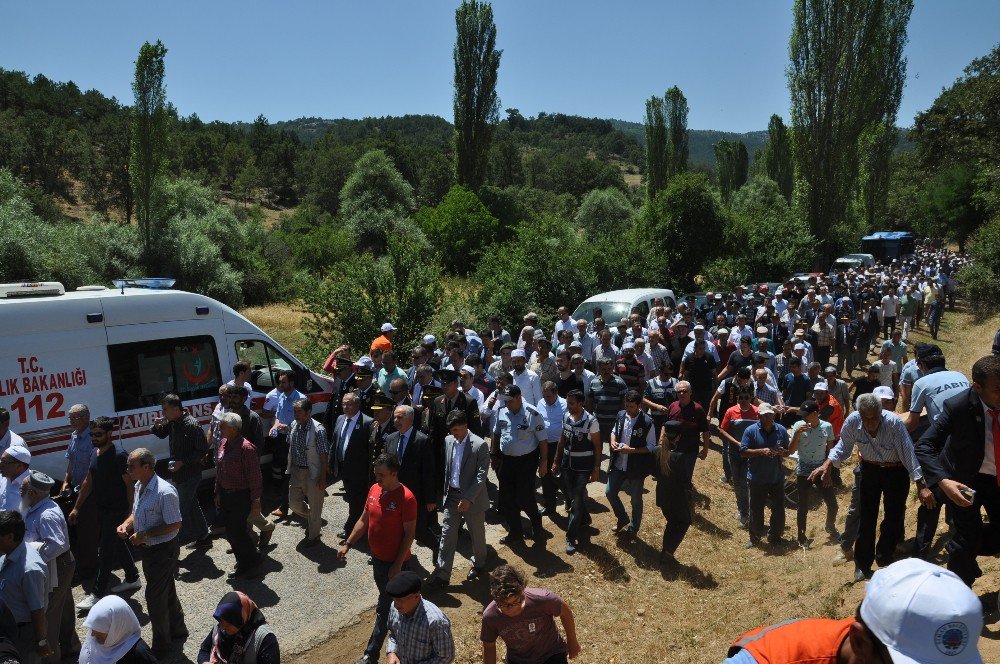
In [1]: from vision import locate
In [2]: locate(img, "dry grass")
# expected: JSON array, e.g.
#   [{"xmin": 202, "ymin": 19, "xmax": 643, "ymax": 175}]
[
  {"xmin": 241, "ymin": 302, "xmax": 310, "ymax": 357},
  {"xmin": 268, "ymin": 301, "xmax": 1000, "ymax": 663}
]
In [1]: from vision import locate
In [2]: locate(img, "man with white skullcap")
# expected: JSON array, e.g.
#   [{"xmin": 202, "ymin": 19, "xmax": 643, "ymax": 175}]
[{"xmin": 0, "ymin": 445, "xmax": 31, "ymax": 511}]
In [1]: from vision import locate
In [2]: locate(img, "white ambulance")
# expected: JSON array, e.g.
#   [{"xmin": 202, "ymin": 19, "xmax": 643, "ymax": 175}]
[{"xmin": 0, "ymin": 280, "xmax": 333, "ymax": 480}]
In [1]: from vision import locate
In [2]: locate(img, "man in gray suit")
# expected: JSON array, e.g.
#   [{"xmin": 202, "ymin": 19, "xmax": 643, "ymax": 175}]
[{"xmin": 424, "ymin": 409, "xmax": 490, "ymax": 590}]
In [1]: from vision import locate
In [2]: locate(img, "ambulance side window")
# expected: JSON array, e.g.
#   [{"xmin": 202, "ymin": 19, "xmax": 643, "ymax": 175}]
[
  {"xmin": 108, "ymin": 336, "xmax": 223, "ymax": 411},
  {"xmin": 236, "ymin": 340, "xmax": 294, "ymax": 394}
]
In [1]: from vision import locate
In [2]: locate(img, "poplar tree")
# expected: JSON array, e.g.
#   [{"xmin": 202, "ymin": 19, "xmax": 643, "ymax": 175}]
[
  {"xmin": 644, "ymin": 95, "xmax": 667, "ymax": 200},
  {"xmin": 788, "ymin": 0, "xmax": 912, "ymax": 265},
  {"xmin": 715, "ymin": 139, "xmax": 749, "ymax": 204},
  {"xmin": 761, "ymin": 114, "xmax": 793, "ymax": 203},
  {"xmin": 130, "ymin": 40, "xmax": 169, "ymax": 269},
  {"xmin": 665, "ymin": 86, "xmax": 689, "ymax": 178},
  {"xmin": 453, "ymin": 0, "xmax": 502, "ymax": 191}
]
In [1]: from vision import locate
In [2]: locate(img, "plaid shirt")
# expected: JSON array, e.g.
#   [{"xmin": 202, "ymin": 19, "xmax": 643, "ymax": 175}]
[
  {"xmin": 754, "ymin": 382, "xmax": 780, "ymax": 406},
  {"xmin": 386, "ymin": 598, "xmax": 454, "ymax": 663},
  {"xmin": 289, "ymin": 420, "xmax": 330, "ymax": 468},
  {"xmin": 215, "ymin": 437, "xmax": 263, "ymax": 501},
  {"xmin": 811, "ymin": 322, "xmax": 836, "ymax": 348}
]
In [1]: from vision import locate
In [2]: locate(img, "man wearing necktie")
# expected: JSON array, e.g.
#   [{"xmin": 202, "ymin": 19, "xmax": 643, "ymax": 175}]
[
  {"xmin": 917, "ymin": 354, "xmax": 1000, "ymax": 588},
  {"xmin": 384, "ymin": 406, "xmax": 437, "ymax": 557},
  {"xmin": 332, "ymin": 392, "xmax": 373, "ymax": 542}
]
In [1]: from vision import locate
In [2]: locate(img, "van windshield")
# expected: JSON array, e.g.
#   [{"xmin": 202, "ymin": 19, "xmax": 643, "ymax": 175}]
[{"xmin": 572, "ymin": 301, "xmax": 630, "ymax": 324}]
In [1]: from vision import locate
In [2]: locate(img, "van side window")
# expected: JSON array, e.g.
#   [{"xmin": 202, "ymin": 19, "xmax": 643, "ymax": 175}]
[
  {"xmin": 635, "ymin": 301, "xmax": 650, "ymax": 320},
  {"xmin": 235, "ymin": 340, "xmax": 295, "ymax": 394},
  {"xmin": 108, "ymin": 336, "xmax": 222, "ymax": 411}
]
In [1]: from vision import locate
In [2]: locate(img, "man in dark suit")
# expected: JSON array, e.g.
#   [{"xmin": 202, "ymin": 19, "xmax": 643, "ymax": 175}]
[
  {"xmin": 426, "ymin": 409, "xmax": 490, "ymax": 589},
  {"xmin": 331, "ymin": 391, "xmax": 374, "ymax": 541},
  {"xmin": 916, "ymin": 354, "xmax": 1000, "ymax": 587},
  {"xmin": 384, "ymin": 405, "xmax": 438, "ymax": 556}
]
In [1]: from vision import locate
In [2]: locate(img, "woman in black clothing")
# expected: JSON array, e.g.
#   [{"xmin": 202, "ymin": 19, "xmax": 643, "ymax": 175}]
[
  {"xmin": 652, "ymin": 420, "xmax": 693, "ymax": 566},
  {"xmin": 198, "ymin": 591, "xmax": 279, "ymax": 664},
  {"xmin": 80, "ymin": 596, "xmax": 157, "ymax": 664}
]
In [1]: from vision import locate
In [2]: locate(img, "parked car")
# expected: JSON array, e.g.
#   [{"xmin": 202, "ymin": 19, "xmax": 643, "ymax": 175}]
[
  {"xmin": 828, "ymin": 253, "xmax": 876, "ymax": 275},
  {"xmin": 572, "ymin": 288, "xmax": 677, "ymax": 325}
]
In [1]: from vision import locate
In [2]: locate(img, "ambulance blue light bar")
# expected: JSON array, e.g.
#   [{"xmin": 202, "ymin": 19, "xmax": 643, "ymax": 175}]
[{"xmin": 112, "ymin": 278, "xmax": 176, "ymax": 290}]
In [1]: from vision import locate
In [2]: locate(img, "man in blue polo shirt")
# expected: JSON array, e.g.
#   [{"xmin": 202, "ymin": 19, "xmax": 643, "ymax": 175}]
[
  {"xmin": 264, "ymin": 369, "xmax": 305, "ymax": 518},
  {"xmin": 740, "ymin": 403, "xmax": 790, "ymax": 548}
]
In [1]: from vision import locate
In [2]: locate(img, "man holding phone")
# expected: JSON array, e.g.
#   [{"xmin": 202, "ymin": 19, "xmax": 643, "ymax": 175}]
[{"xmin": 916, "ymin": 354, "xmax": 1000, "ymax": 589}]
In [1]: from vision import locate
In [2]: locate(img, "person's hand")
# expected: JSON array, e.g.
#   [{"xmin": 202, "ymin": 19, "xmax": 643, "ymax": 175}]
[
  {"xmin": 68, "ymin": 509, "xmax": 78, "ymax": 525},
  {"xmin": 36, "ymin": 643, "xmax": 53, "ymax": 659},
  {"xmin": 590, "ymin": 467, "xmax": 600, "ymax": 483},
  {"xmin": 128, "ymin": 531, "xmax": 146, "ymax": 546},
  {"xmin": 337, "ymin": 545, "xmax": 350, "ymax": 561},
  {"xmin": 567, "ymin": 638, "xmax": 581, "ymax": 659},
  {"xmin": 698, "ymin": 447, "xmax": 708, "ymax": 460},
  {"xmin": 426, "ymin": 503, "xmax": 436, "ymax": 512},
  {"xmin": 457, "ymin": 499, "xmax": 471, "ymax": 513},
  {"xmin": 268, "ymin": 428, "xmax": 279, "ymax": 438},
  {"xmin": 939, "ymin": 478, "xmax": 974, "ymax": 508},
  {"xmin": 116, "ymin": 523, "xmax": 130, "ymax": 540},
  {"xmin": 60, "ymin": 481, "xmax": 71, "ymax": 495},
  {"xmin": 808, "ymin": 464, "xmax": 828, "ymax": 486},
  {"xmin": 918, "ymin": 486, "xmax": 937, "ymax": 509},
  {"xmin": 537, "ymin": 460, "xmax": 548, "ymax": 478},
  {"xmin": 389, "ymin": 563, "xmax": 402, "ymax": 579},
  {"xmin": 171, "ymin": 460, "xmax": 184, "ymax": 472},
  {"xmin": 386, "ymin": 654, "xmax": 401, "ymax": 664}
]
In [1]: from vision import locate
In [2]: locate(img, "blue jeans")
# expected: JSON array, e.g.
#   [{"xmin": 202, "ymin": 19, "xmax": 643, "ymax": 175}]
[
  {"xmin": 605, "ymin": 467, "xmax": 644, "ymax": 530},
  {"xmin": 564, "ymin": 469, "xmax": 592, "ymax": 543},
  {"xmin": 173, "ymin": 475, "xmax": 209, "ymax": 543}
]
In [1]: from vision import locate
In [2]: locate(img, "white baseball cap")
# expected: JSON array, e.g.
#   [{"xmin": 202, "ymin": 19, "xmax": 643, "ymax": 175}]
[
  {"xmin": 757, "ymin": 403, "xmax": 775, "ymax": 415},
  {"xmin": 813, "ymin": 381, "xmax": 829, "ymax": 392},
  {"xmin": 422, "ymin": 334, "xmax": 436, "ymax": 345},
  {"xmin": 861, "ymin": 558, "xmax": 983, "ymax": 664},
  {"xmin": 381, "ymin": 323, "xmax": 397, "ymax": 333},
  {"xmin": 874, "ymin": 385, "xmax": 895, "ymax": 400}
]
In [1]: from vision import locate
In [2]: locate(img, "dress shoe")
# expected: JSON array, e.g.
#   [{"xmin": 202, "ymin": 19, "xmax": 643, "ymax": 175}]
[
  {"xmin": 110, "ymin": 578, "xmax": 141, "ymax": 593},
  {"xmin": 336, "ymin": 530, "xmax": 348, "ymax": 540},
  {"xmin": 499, "ymin": 534, "xmax": 524, "ymax": 547},
  {"xmin": 611, "ymin": 519, "xmax": 629, "ymax": 534},
  {"xmin": 424, "ymin": 576, "xmax": 447, "ymax": 591},
  {"xmin": 466, "ymin": 567, "xmax": 484, "ymax": 581},
  {"xmin": 565, "ymin": 540, "xmax": 576, "ymax": 555},
  {"xmin": 659, "ymin": 551, "xmax": 678, "ymax": 566},
  {"xmin": 354, "ymin": 656, "xmax": 373, "ymax": 664},
  {"xmin": 854, "ymin": 567, "xmax": 871, "ymax": 582},
  {"xmin": 187, "ymin": 536, "xmax": 212, "ymax": 550},
  {"xmin": 258, "ymin": 528, "xmax": 273, "ymax": 549},
  {"xmin": 299, "ymin": 536, "xmax": 321, "ymax": 549}
]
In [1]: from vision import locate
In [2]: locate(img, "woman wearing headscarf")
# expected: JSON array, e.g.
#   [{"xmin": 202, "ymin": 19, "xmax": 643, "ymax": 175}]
[
  {"xmin": 80, "ymin": 596, "xmax": 156, "ymax": 664},
  {"xmin": 198, "ymin": 591, "xmax": 279, "ymax": 664}
]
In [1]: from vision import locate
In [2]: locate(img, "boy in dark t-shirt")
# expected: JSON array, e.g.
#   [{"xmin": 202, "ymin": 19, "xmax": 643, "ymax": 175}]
[{"xmin": 481, "ymin": 565, "xmax": 580, "ymax": 664}]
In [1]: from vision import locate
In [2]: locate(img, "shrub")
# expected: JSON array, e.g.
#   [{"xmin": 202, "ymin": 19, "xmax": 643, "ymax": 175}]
[
  {"xmin": 575, "ymin": 187, "xmax": 635, "ymax": 237},
  {"xmin": 303, "ymin": 230, "xmax": 443, "ymax": 357},
  {"xmin": 415, "ymin": 185, "xmax": 499, "ymax": 275},
  {"xmin": 961, "ymin": 218, "xmax": 1000, "ymax": 317}
]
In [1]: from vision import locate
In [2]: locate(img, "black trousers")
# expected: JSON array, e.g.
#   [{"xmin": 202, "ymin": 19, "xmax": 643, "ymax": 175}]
[
  {"xmin": 67, "ymin": 495, "xmax": 98, "ymax": 578},
  {"xmin": 270, "ymin": 433, "xmax": 289, "ymax": 511},
  {"xmin": 498, "ymin": 450, "xmax": 542, "ymax": 538},
  {"xmin": 343, "ymin": 479, "xmax": 368, "ymax": 535},
  {"xmin": 220, "ymin": 489, "xmax": 257, "ymax": 570},
  {"xmin": 948, "ymin": 473, "xmax": 1000, "ymax": 586},
  {"xmin": 140, "ymin": 538, "xmax": 185, "ymax": 651},
  {"xmin": 95, "ymin": 509, "xmax": 138, "ymax": 595},
  {"xmin": 365, "ymin": 556, "xmax": 411, "ymax": 659},
  {"xmin": 540, "ymin": 444, "xmax": 563, "ymax": 510},
  {"xmin": 814, "ymin": 345, "xmax": 831, "ymax": 368},
  {"xmin": 856, "ymin": 463, "xmax": 910, "ymax": 573}
]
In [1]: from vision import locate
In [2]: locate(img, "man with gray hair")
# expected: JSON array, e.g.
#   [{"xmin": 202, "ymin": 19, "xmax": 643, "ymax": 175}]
[
  {"xmin": 809, "ymin": 393, "xmax": 926, "ymax": 582},
  {"xmin": 118, "ymin": 447, "xmax": 186, "ymax": 657},
  {"xmin": 213, "ymin": 412, "xmax": 263, "ymax": 578},
  {"xmin": 287, "ymin": 398, "xmax": 329, "ymax": 548},
  {"xmin": 385, "ymin": 405, "xmax": 437, "ymax": 557}
]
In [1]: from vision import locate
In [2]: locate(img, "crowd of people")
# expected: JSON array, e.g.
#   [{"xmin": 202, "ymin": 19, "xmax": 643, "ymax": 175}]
[{"xmin": 0, "ymin": 242, "xmax": 993, "ymax": 663}]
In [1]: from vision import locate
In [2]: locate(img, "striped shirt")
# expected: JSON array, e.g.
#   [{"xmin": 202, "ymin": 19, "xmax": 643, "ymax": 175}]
[
  {"xmin": 754, "ymin": 382, "xmax": 780, "ymax": 406},
  {"xmin": 827, "ymin": 411, "xmax": 922, "ymax": 482},
  {"xmin": 588, "ymin": 375, "xmax": 628, "ymax": 426},
  {"xmin": 387, "ymin": 598, "xmax": 454, "ymax": 663},
  {"xmin": 132, "ymin": 474, "xmax": 182, "ymax": 546}
]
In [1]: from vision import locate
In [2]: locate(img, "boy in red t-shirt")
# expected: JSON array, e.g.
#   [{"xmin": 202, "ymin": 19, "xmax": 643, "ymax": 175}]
[{"xmin": 339, "ymin": 453, "xmax": 417, "ymax": 663}]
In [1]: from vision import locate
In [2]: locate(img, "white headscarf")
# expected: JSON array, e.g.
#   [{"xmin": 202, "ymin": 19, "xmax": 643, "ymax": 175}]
[{"xmin": 80, "ymin": 596, "xmax": 142, "ymax": 664}]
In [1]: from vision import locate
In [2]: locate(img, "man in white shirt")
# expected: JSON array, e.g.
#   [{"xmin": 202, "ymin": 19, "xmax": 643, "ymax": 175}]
[
  {"xmin": 0, "ymin": 446, "xmax": 31, "ymax": 511},
  {"xmin": 0, "ymin": 408, "xmax": 25, "ymax": 456},
  {"xmin": 880, "ymin": 290, "xmax": 899, "ymax": 340},
  {"xmin": 510, "ymin": 349, "xmax": 542, "ymax": 406}
]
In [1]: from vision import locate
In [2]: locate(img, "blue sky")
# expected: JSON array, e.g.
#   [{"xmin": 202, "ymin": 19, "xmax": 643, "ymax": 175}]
[{"xmin": 2, "ymin": 1, "xmax": 997, "ymax": 132}]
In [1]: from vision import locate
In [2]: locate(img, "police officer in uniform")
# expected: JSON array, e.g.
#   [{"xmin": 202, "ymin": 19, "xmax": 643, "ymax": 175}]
[
  {"xmin": 324, "ymin": 356, "xmax": 356, "ymax": 433},
  {"xmin": 368, "ymin": 393, "xmax": 396, "ymax": 484},
  {"xmin": 354, "ymin": 360, "xmax": 379, "ymax": 418},
  {"xmin": 424, "ymin": 369, "xmax": 482, "ymax": 499},
  {"xmin": 551, "ymin": 389, "xmax": 601, "ymax": 554},
  {"xmin": 490, "ymin": 385, "xmax": 549, "ymax": 545}
]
